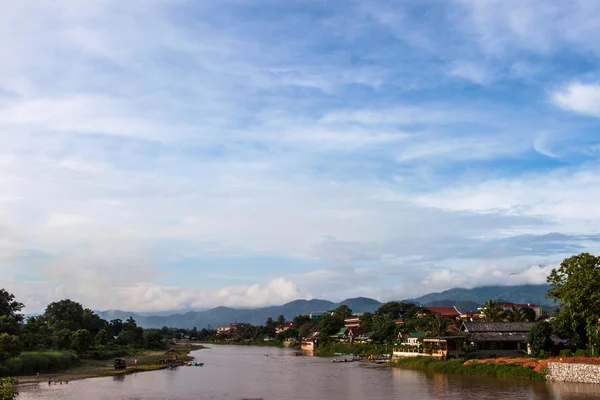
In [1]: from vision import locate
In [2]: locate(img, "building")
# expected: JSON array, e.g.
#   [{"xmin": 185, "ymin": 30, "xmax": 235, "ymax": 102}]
[
  {"xmin": 344, "ymin": 315, "xmax": 361, "ymax": 329},
  {"xmin": 461, "ymin": 322, "xmax": 535, "ymax": 356},
  {"xmin": 275, "ymin": 322, "xmax": 295, "ymax": 334},
  {"xmin": 310, "ymin": 312, "xmax": 324, "ymax": 321},
  {"xmin": 399, "ymin": 331, "xmax": 425, "ymax": 346},
  {"xmin": 425, "ymin": 306, "xmax": 462, "ymax": 319},
  {"xmin": 216, "ymin": 322, "xmax": 248, "ymax": 336}
]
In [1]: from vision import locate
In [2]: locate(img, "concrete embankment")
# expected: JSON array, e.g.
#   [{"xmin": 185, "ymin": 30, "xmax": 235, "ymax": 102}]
[{"xmin": 547, "ymin": 362, "xmax": 600, "ymax": 384}]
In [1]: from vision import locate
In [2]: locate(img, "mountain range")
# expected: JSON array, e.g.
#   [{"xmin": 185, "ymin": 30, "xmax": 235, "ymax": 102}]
[{"xmin": 96, "ymin": 284, "xmax": 554, "ymax": 329}]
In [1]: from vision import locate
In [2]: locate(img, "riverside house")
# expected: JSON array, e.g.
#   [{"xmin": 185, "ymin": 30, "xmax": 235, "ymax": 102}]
[{"xmin": 460, "ymin": 322, "xmax": 535, "ymax": 356}]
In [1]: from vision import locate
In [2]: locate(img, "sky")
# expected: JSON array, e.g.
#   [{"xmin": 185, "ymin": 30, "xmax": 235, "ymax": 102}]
[{"xmin": 2, "ymin": 0, "xmax": 600, "ymax": 313}]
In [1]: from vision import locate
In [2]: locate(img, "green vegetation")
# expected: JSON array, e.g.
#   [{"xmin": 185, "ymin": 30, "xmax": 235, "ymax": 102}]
[
  {"xmin": 5, "ymin": 351, "xmax": 79, "ymax": 376},
  {"xmin": 547, "ymin": 253, "xmax": 600, "ymax": 352},
  {"xmin": 393, "ymin": 357, "xmax": 545, "ymax": 380},
  {"xmin": 0, "ymin": 378, "xmax": 18, "ymax": 400},
  {"xmin": 0, "ymin": 289, "xmax": 207, "ymax": 378}
]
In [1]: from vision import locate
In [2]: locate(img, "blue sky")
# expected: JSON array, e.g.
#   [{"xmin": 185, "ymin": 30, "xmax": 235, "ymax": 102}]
[{"xmin": 2, "ymin": 0, "xmax": 600, "ymax": 312}]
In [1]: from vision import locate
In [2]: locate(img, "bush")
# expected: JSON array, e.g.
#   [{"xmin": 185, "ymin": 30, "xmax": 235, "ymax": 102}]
[
  {"xmin": 3, "ymin": 351, "xmax": 79, "ymax": 376},
  {"xmin": 559, "ymin": 349, "xmax": 573, "ymax": 357},
  {"xmin": 537, "ymin": 350, "xmax": 549, "ymax": 359},
  {"xmin": 574, "ymin": 349, "xmax": 590, "ymax": 357}
]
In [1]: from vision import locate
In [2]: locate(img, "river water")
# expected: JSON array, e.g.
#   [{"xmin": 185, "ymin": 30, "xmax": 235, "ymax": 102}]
[{"xmin": 17, "ymin": 345, "xmax": 600, "ymax": 400}]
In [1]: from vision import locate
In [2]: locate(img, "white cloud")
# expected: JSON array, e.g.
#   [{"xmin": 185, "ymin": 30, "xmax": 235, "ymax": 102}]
[
  {"xmin": 551, "ymin": 82, "xmax": 600, "ymax": 117},
  {"xmin": 447, "ymin": 61, "xmax": 492, "ymax": 85}
]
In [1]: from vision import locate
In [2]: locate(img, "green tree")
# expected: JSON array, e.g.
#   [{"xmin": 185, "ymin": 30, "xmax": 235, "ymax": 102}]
[
  {"xmin": 332, "ymin": 305, "xmax": 352, "ymax": 319},
  {"xmin": 547, "ymin": 253, "xmax": 600, "ymax": 352},
  {"xmin": 426, "ymin": 315, "xmax": 449, "ymax": 337},
  {"xmin": 94, "ymin": 327, "xmax": 113, "ymax": 346},
  {"xmin": 480, "ymin": 300, "xmax": 506, "ymax": 322},
  {"xmin": 109, "ymin": 319, "xmax": 123, "ymax": 336},
  {"xmin": 292, "ymin": 315, "xmax": 311, "ymax": 328},
  {"xmin": 276, "ymin": 315, "xmax": 286, "ymax": 325},
  {"xmin": 522, "ymin": 307, "xmax": 537, "ymax": 322},
  {"xmin": 318, "ymin": 313, "xmax": 343, "ymax": 336},
  {"xmin": 0, "ymin": 333, "xmax": 20, "ymax": 361},
  {"xmin": 372, "ymin": 314, "xmax": 396, "ymax": 343},
  {"xmin": 359, "ymin": 312, "xmax": 374, "ymax": 332},
  {"xmin": 507, "ymin": 305, "xmax": 528, "ymax": 322},
  {"xmin": 376, "ymin": 302, "xmax": 406, "ymax": 319},
  {"xmin": 528, "ymin": 321, "xmax": 553, "ymax": 358},
  {"xmin": 264, "ymin": 317, "xmax": 277, "ymax": 337},
  {"xmin": 0, "ymin": 377, "xmax": 18, "ymax": 400},
  {"xmin": 44, "ymin": 299, "xmax": 85, "ymax": 331},
  {"xmin": 0, "ymin": 290, "xmax": 24, "ymax": 324},
  {"xmin": 143, "ymin": 330, "xmax": 166, "ymax": 349},
  {"xmin": 52, "ymin": 328, "xmax": 73, "ymax": 349},
  {"xmin": 70, "ymin": 329, "xmax": 93, "ymax": 355}
]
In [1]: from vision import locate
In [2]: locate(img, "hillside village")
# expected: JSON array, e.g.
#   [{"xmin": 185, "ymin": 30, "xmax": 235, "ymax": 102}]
[{"xmin": 212, "ymin": 300, "xmax": 556, "ymax": 359}]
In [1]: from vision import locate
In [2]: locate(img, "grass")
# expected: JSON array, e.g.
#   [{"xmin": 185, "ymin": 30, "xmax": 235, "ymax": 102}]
[
  {"xmin": 315, "ymin": 343, "xmax": 392, "ymax": 357},
  {"xmin": 4, "ymin": 351, "xmax": 80, "ymax": 376},
  {"xmin": 392, "ymin": 357, "xmax": 546, "ymax": 380}
]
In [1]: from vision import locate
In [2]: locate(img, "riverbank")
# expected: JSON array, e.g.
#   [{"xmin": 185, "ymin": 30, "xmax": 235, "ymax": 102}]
[
  {"xmin": 17, "ymin": 344, "xmax": 204, "ymax": 385},
  {"xmin": 314, "ymin": 343, "xmax": 392, "ymax": 357},
  {"xmin": 392, "ymin": 357, "xmax": 546, "ymax": 380}
]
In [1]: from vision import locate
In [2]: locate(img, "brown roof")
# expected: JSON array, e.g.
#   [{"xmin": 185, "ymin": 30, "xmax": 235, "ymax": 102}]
[
  {"xmin": 425, "ymin": 306, "xmax": 461, "ymax": 317},
  {"xmin": 462, "ymin": 322, "xmax": 535, "ymax": 333}
]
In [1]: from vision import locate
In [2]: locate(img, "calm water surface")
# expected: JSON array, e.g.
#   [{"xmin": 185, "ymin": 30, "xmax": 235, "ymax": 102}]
[{"xmin": 17, "ymin": 345, "xmax": 600, "ymax": 400}]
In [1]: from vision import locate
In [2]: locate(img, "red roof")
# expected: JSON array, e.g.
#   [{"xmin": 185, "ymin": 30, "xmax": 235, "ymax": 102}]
[
  {"xmin": 425, "ymin": 306, "xmax": 461, "ymax": 317},
  {"xmin": 347, "ymin": 328, "xmax": 364, "ymax": 336},
  {"xmin": 462, "ymin": 311, "xmax": 478, "ymax": 317}
]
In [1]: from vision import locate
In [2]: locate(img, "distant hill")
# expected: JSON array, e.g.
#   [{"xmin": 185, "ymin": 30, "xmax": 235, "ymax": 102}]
[
  {"xmin": 97, "ymin": 284, "xmax": 555, "ymax": 329},
  {"xmin": 96, "ymin": 298, "xmax": 382, "ymax": 329},
  {"xmin": 407, "ymin": 284, "xmax": 554, "ymax": 310}
]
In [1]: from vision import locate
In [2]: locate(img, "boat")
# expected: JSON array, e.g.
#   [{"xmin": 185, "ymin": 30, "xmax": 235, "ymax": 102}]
[
  {"xmin": 187, "ymin": 361, "xmax": 204, "ymax": 366},
  {"xmin": 264, "ymin": 353, "xmax": 268, "ymax": 356}
]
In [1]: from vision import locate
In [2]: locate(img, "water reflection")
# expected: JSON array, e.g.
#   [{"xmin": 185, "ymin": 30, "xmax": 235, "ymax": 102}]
[{"xmin": 16, "ymin": 346, "xmax": 600, "ymax": 400}]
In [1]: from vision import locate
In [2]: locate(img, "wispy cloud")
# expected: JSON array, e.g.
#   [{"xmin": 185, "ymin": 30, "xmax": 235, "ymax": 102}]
[{"xmin": 1, "ymin": 0, "xmax": 600, "ymax": 312}]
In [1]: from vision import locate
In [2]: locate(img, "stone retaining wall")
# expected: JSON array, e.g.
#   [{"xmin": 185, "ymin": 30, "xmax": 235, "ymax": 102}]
[{"xmin": 547, "ymin": 362, "xmax": 600, "ymax": 384}]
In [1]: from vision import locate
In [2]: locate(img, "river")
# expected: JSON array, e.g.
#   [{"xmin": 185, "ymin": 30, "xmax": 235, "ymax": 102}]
[{"xmin": 17, "ymin": 345, "xmax": 600, "ymax": 400}]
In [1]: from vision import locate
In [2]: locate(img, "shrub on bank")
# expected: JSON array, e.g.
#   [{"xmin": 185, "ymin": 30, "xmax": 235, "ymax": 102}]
[
  {"xmin": 4, "ymin": 351, "xmax": 79, "ymax": 376},
  {"xmin": 83, "ymin": 345, "xmax": 135, "ymax": 360},
  {"xmin": 393, "ymin": 357, "xmax": 544, "ymax": 380}
]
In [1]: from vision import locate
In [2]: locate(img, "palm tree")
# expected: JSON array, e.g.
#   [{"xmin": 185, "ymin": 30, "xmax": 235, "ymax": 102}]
[
  {"xmin": 426, "ymin": 315, "xmax": 449, "ymax": 337},
  {"xmin": 507, "ymin": 305, "xmax": 527, "ymax": 322},
  {"xmin": 480, "ymin": 300, "xmax": 506, "ymax": 322}
]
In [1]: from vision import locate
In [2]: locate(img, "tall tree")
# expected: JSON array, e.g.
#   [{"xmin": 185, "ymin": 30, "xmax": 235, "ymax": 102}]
[
  {"xmin": 277, "ymin": 315, "xmax": 286, "ymax": 325},
  {"xmin": 480, "ymin": 300, "xmax": 506, "ymax": 322},
  {"xmin": 0, "ymin": 289, "xmax": 23, "ymax": 361},
  {"xmin": 359, "ymin": 312, "xmax": 374, "ymax": 332},
  {"xmin": 44, "ymin": 299, "xmax": 85, "ymax": 331},
  {"xmin": 332, "ymin": 305, "xmax": 352, "ymax": 319},
  {"xmin": 528, "ymin": 321, "xmax": 553, "ymax": 357},
  {"xmin": 547, "ymin": 253, "xmax": 600, "ymax": 350},
  {"xmin": 264, "ymin": 317, "xmax": 277, "ymax": 337},
  {"xmin": 426, "ymin": 315, "xmax": 449, "ymax": 337},
  {"xmin": 507, "ymin": 305, "xmax": 528, "ymax": 322}
]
